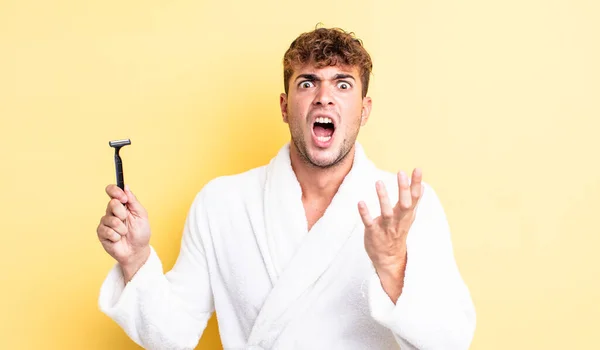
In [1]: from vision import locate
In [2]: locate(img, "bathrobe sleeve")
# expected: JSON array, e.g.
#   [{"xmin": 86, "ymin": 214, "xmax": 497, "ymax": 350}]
[
  {"xmin": 368, "ymin": 183, "xmax": 476, "ymax": 350},
  {"xmin": 98, "ymin": 189, "xmax": 214, "ymax": 350}
]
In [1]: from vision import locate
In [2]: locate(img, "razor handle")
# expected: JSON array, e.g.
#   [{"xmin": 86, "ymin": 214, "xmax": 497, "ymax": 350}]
[{"xmin": 114, "ymin": 154, "xmax": 125, "ymax": 190}]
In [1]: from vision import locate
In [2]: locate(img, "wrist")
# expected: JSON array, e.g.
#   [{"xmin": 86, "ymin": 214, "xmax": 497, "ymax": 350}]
[
  {"xmin": 375, "ymin": 264, "xmax": 405, "ymax": 282},
  {"xmin": 120, "ymin": 246, "xmax": 151, "ymax": 283},
  {"xmin": 373, "ymin": 246, "xmax": 407, "ymax": 277},
  {"xmin": 373, "ymin": 251, "xmax": 407, "ymax": 303}
]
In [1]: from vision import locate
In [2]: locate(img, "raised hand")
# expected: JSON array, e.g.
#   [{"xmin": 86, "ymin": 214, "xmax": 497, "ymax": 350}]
[
  {"xmin": 358, "ymin": 168, "xmax": 424, "ymax": 301},
  {"xmin": 97, "ymin": 184, "xmax": 151, "ymax": 282}
]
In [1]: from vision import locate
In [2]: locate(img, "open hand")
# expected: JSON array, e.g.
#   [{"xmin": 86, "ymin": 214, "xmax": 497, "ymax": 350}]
[{"xmin": 358, "ymin": 169, "xmax": 424, "ymax": 299}]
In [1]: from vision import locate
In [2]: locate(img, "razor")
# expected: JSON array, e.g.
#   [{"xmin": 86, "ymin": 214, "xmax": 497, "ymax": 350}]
[{"xmin": 108, "ymin": 139, "xmax": 131, "ymax": 190}]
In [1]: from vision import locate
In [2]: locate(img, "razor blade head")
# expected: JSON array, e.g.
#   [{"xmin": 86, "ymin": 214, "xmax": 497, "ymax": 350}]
[{"xmin": 109, "ymin": 139, "xmax": 131, "ymax": 148}]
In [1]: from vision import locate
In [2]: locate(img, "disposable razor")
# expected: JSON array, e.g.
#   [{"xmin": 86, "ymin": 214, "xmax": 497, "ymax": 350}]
[{"xmin": 109, "ymin": 139, "xmax": 131, "ymax": 190}]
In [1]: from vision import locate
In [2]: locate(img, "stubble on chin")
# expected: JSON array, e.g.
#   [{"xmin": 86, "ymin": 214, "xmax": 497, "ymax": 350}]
[{"xmin": 292, "ymin": 136, "xmax": 353, "ymax": 170}]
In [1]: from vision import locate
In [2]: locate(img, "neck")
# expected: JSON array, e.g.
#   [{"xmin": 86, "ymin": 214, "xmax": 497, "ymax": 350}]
[{"xmin": 289, "ymin": 143, "xmax": 356, "ymax": 202}]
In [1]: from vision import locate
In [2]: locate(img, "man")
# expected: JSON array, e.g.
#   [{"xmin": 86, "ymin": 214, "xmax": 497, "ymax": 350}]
[{"xmin": 97, "ymin": 27, "xmax": 476, "ymax": 349}]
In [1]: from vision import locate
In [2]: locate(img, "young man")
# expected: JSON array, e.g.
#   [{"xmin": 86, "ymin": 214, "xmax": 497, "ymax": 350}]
[{"xmin": 97, "ymin": 27, "xmax": 476, "ymax": 349}]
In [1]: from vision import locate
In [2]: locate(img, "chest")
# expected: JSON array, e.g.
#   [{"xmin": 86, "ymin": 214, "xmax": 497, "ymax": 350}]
[
  {"xmin": 303, "ymin": 197, "xmax": 333, "ymax": 231},
  {"xmin": 205, "ymin": 212, "xmax": 374, "ymax": 316}
]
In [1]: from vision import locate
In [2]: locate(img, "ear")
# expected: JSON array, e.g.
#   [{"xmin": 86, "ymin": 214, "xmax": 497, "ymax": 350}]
[
  {"xmin": 360, "ymin": 96, "xmax": 372, "ymax": 126},
  {"xmin": 280, "ymin": 93, "xmax": 289, "ymax": 123}
]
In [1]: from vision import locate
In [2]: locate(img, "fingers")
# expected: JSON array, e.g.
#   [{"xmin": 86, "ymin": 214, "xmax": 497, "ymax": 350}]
[
  {"xmin": 97, "ymin": 214, "xmax": 128, "ymax": 243},
  {"xmin": 397, "ymin": 171, "xmax": 412, "ymax": 209},
  {"xmin": 106, "ymin": 198, "xmax": 128, "ymax": 221},
  {"xmin": 357, "ymin": 201, "xmax": 374, "ymax": 227},
  {"xmin": 106, "ymin": 184, "xmax": 128, "ymax": 204},
  {"xmin": 97, "ymin": 220, "xmax": 124, "ymax": 243},
  {"xmin": 99, "ymin": 184, "xmax": 133, "ymax": 245},
  {"xmin": 410, "ymin": 168, "xmax": 423, "ymax": 208},
  {"xmin": 101, "ymin": 215, "xmax": 128, "ymax": 235},
  {"xmin": 124, "ymin": 185, "xmax": 147, "ymax": 217},
  {"xmin": 375, "ymin": 180, "xmax": 394, "ymax": 220}
]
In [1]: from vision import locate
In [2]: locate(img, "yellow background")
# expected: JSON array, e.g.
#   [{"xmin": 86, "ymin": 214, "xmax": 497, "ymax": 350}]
[{"xmin": 1, "ymin": 0, "xmax": 598, "ymax": 349}]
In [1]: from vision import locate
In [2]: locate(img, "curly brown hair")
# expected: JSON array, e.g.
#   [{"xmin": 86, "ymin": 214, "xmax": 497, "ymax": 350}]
[{"xmin": 283, "ymin": 27, "xmax": 373, "ymax": 97}]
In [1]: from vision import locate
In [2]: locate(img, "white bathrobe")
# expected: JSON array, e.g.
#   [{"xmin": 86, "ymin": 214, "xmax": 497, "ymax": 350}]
[{"xmin": 99, "ymin": 142, "xmax": 476, "ymax": 349}]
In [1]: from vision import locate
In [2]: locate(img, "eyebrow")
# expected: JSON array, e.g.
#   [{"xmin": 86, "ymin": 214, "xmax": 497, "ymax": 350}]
[{"xmin": 294, "ymin": 73, "xmax": 356, "ymax": 82}]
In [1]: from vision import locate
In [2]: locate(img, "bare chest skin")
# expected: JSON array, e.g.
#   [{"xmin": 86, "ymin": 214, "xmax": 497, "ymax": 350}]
[{"xmin": 303, "ymin": 197, "xmax": 333, "ymax": 231}]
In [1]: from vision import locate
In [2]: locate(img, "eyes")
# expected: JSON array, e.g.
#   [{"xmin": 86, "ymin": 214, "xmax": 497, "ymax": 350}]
[
  {"xmin": 338, "ymin": 82, "xmax": 351, "ymax": 90},
  {"xmin": 300, "ymin": 81, "xmax": 314, "ymax": 89},
  {"xmin": 298, "ymin": 81, "xmax": 353, "ymax": 90}
]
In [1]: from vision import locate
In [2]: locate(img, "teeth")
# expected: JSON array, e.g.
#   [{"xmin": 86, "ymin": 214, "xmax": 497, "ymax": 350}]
[
  {"xmin": 317, "ymin": 136, "xmax": 332, "ymax": 142},
  {"xmin": 315, "ymin": 117, "xmax": 333, "ymax": 124}
]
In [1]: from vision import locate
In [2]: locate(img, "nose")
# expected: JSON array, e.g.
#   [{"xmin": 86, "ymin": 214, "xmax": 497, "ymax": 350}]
[{"xmin": 313, "ymin": 85, "xmax": 334, "ymax": 106}]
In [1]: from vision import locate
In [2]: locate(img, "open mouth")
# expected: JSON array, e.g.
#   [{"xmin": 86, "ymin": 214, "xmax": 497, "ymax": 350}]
[{"xmin": 312, "ymin": 116, "xmax": 335, "ymax": 143}]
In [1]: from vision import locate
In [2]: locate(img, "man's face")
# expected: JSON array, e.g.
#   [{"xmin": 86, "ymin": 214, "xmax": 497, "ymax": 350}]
[{"xmin": 280, "ymin": 63, "xmax": 372, "ymax": 168}]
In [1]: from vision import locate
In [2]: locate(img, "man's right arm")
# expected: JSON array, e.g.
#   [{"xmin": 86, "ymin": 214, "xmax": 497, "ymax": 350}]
[{"xmin": 97, "ymin": 186, "xmax": 214, "ymax": 350}]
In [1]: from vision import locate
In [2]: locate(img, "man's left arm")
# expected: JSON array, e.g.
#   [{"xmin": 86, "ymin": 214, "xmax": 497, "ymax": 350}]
[{"xmin": 358, "ymin": 170, "xmax": 476, "ymax": 350}]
